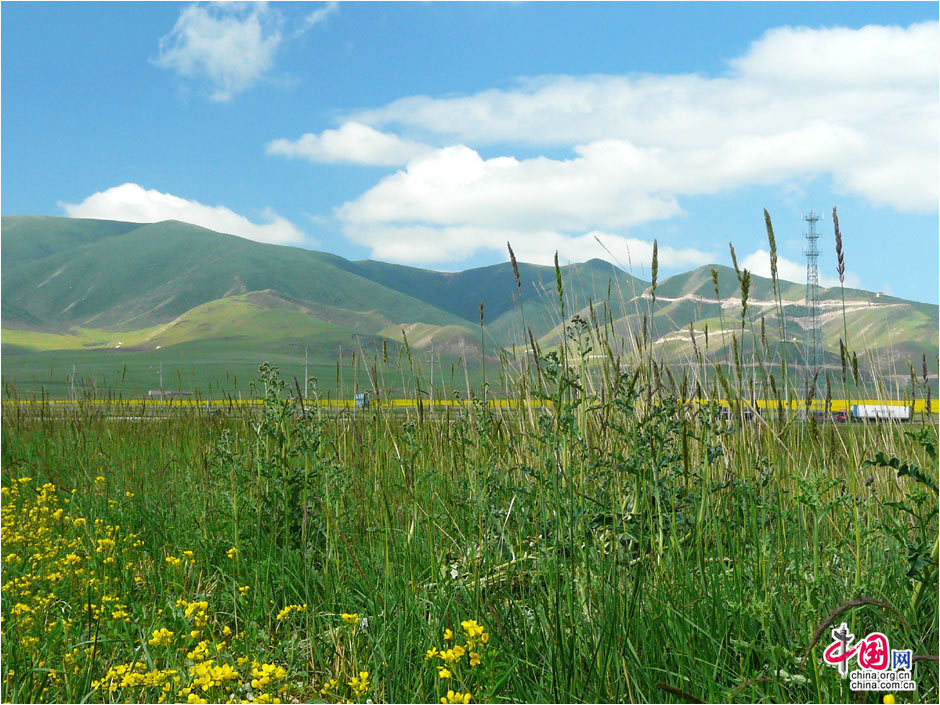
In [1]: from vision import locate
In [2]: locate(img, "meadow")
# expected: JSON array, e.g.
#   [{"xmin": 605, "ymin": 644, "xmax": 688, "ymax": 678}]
[{"xmin": 2, "ymin": 249, "xmax": 938, "ymax": 704}]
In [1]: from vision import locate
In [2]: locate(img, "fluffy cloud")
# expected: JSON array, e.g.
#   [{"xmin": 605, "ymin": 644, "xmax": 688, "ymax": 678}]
[
  {"xmin": 155, "ymin": 3, "xmax": 282, "ymax": 101},
  {"xmin": 61, "ymin": 183, "xmax": 308, "ymax": 246},
  {"xmin": 339, "ymin": 125, "xmax": 877, "ymax": 234},
  {"xmin": 338, "ymin": 145, "xmax": 683, "ymax": 233},
  {"xmin": 348, "ymin": 22, "xmax": 938, "ymax": 213},
  {"xmin": 728, "ymin": 21, "xmax": 938, "ymax": 87},
  {"xmin": 342, "ymin": 221, "xmax": 712, "ymax": 270},
  {"xmin": 741, "ymin": 249, "xmax": 860, "ymax": 290},
  {"xmin": 266, "ymin": 122, "xmax": 431, "ymax": 166},
  {"xmin": 334, "ymin": 132, "xmax": 868, "ymax": 263},
  {"xmin": 155, "ymin": 2, "xmax": 336, "ymax": 101}
]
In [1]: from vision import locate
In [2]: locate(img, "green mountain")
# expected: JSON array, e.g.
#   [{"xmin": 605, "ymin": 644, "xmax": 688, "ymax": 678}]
[
  {"xmin": 532, "ymin": 264, "xmax": 938, "ymax": 392},
  {"xmin": 1, "ymin": 215, "xmax": 936, "ymax": 398},
  {"xmin": 1, "ymin": 218, "xmax": 468, "ymax": 331}
]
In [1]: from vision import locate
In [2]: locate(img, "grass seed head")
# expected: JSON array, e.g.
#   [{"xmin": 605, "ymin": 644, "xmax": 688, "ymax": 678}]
[
  {"xmin": 507, "ymin": 241, "xmax": 522, "ymax": 291},
  {"xmin": 833, "ymin": 206, "xmax": 846, "ymax": 284},
  {"xmin": 764, "ymin": 209, "xmax": 778, "ymax": 297}
]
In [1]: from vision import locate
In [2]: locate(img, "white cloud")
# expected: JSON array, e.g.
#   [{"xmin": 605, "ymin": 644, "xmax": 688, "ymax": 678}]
[
  {"xmin": 155, "ymin": 2, "xmax": 338, "ymax": 101},
  {"xmin": 342, "ymin": 221, "xmax": 712, "ymax": 269},
  {"xmin": 729, "ymin": 21, "xmax": 938, "ymax": 87},
  {"xmin": 334, "ymin": 133, "xmax": 865, "ymax": 263},
  {"xmin": 348, "ymin": 22, "xmax": 938, "ymax": 213},
  {"xmin": 741, "ymin": 249, "xmax": 861, "ymax": 289},
  {"xmin": 266, "ymin": 122, "xmax": 431, "ymax": 166},
  {"xmin": 155, "ymin": 3, "xmax": 282, "ymax": 101},
  {"xmin": 338, "ymin": 144, "xmax": 683, "ymax": 233},
  {"xmin": 294, "ymin": 1, "xmax": 338, "ymax": 38},
  {"xmin": 61, "ymin": 183, "xmax": 308, "ymax": 246}
]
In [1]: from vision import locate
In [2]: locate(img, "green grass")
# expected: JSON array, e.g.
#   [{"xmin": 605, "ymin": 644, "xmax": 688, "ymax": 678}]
[{"xmin": 2, "ymin": 350, "xmax": 937, "ymax": 703}]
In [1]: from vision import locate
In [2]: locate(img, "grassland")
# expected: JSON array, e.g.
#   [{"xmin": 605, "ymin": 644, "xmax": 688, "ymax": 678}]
[{"xmin": 2, "ymin": 350, "xmax": 938, "ymax": 704}]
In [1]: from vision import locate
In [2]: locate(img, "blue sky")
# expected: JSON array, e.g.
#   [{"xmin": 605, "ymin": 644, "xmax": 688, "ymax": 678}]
[{"xmin": 2, "ymin": 1, "xmax": 937, "ymax": 302}]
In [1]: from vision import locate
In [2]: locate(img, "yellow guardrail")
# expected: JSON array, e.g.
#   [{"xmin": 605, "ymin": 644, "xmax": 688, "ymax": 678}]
[{"xmin": 2, "ymin": 397, "xmax": 938, "ymax": 412}]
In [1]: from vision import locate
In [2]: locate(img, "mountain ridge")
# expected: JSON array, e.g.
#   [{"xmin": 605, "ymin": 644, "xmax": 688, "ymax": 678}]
[{"xmin": 2, "ymin": 215, "xmax": 936, "ymax": 396}]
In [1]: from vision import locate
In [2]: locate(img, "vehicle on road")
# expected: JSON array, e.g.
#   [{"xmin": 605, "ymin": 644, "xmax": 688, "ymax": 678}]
[{"xmin": 850, "ymin": 404, "xmax": 911, "ymax": 422}]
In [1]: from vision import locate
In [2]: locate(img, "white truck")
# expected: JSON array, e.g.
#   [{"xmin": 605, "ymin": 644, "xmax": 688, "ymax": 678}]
[{"xmin": 850, "ymin": 404, "xmax": 911, "ymax": 422}]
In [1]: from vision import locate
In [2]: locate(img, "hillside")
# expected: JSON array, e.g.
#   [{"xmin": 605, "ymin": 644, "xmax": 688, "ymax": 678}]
[
  {"xmin": 530, "ymin": 264, "xmax": 938, "ymax": 397},
  {"xmin": 1, "ymin": 215, "xmax": 936, "ymax": 397},
  {"xmin": 0, "ymin": 217, "xmax": 469, "ymax": 331}
]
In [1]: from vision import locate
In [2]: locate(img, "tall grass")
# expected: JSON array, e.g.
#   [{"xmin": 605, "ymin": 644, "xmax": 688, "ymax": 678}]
[{"xmin": 2, "ymin": 229, "xmax": 938, "ymax": 704}]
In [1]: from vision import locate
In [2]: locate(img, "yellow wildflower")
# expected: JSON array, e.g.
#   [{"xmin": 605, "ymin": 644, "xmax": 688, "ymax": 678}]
[
  {"xmin": 276, "ymin": 603, "xmax": 306, "ymax": 621},
  {"xmin": 348, "ymin": 671, "xmax": 370, "ymax": 696},
  {"xmin": 250, "ymin": 662, "xmax": 287, "ymax": 689},
  {"xmin": 443, "ymin": 628, "xmax": 453, "ymax": 640},
  {"xmin": 461, "ymin": 620, "xmax": 484, "ymax": 639},
  {"xmin": 149, "ymin": 628, "xmax": 174, "ymax": 647},
  {"xmin": 341, "ymin": 612, "xmax": 359, "ymax": 624},
  {"xmin": 187, "ymin": 640, "xmax": 210, "ymax": 662}
]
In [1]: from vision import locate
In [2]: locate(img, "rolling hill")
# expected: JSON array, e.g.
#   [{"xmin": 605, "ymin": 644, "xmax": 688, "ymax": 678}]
[{"xmin": 1, "ymin": 215, "xmax": 936, "ymax": 398}]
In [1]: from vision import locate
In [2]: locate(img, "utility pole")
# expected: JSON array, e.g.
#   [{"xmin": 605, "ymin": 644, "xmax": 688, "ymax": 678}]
[{"xmin": 70, "ymin": 362, "xmax": 77, "ymax": 402}]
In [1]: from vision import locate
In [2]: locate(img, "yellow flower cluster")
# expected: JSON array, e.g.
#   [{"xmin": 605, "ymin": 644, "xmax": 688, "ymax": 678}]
[
  {"xmin": 178, "ymin": 598, "xmax": 210, "ymax": 628},
  {"xmin": 91, "ymin": 662, "xmax": 179, "ymax": 695},
  {"xmin": 348, "ymin": 670, "xmax": 371, "ymax": 696},
  {"xmin": 1, "ymin": 477, "xmax": 146, "ymax": 698},
  {"xmin": 189, "ymin": 660, "xmax": 239, "ymax": 691},
  {"xmin": 427, "ymin": 626, "xmax": 486, "ymax": 671},
  {"xmin": 149, "ymin": 628, "xmax": 175, "ymax": 646},
  {"xmin": 341, "ymin": 612, "xmax": 359, "ymax": 624},
  {"xmin": 249, "ymin": 661, "xmax": 287, "ymax": 689},
  {"xmin": 2, "ymin": 477, "xmax": 294, "ymax": 704},
  {"xmin": 425, "ymin": 619, "xmax": 489, "ymax": 699},
  {"xmin": 275, "ymin": 602, "xmax": 307, "ymax": 621}
]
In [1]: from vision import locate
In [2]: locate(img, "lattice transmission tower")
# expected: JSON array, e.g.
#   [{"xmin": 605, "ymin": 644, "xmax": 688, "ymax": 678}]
[{"xmin": 802, "ymin": 211, "xmax": 823, "ymax": 382}]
